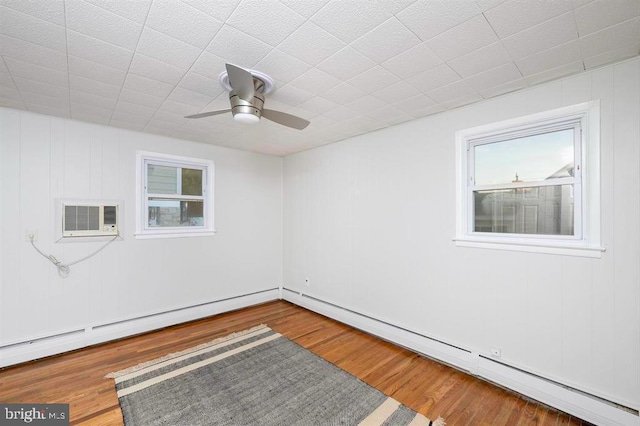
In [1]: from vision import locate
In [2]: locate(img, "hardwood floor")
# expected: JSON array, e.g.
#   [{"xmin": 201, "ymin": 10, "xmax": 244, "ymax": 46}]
[{"xmin": 0, "ymin": 301, "xmax": 590, "ymax": 425}]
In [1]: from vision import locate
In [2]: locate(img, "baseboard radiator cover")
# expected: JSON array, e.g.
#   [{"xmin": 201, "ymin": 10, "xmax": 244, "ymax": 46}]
[
  {"xmin": 282, "ymin": 288, "xmax": 639, "ymax": 426},
  {"xmin": 0, "ymin": 288, "xmax": 279, "ymax": 368}
]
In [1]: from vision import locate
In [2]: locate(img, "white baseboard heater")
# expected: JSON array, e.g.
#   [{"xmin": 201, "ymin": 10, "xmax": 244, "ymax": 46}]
[{"xmin": 282, "ymin": 288, "xmax": 639, "ymax": 426}]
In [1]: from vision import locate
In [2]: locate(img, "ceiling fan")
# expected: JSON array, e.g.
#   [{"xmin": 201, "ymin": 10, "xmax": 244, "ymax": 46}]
[{"xmin": 184, "ymin": 63, "xmax": 310, "ymax": 130}]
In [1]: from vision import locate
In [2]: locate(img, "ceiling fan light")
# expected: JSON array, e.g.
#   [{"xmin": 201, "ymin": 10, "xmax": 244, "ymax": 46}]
[{"xmin": 233, "ymin": 112, "xmax": 260, "ymax": 124}]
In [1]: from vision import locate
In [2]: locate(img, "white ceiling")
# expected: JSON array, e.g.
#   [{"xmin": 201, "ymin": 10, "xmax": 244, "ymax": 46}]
[{"xmin": 1, "ymin": 0, "xmax": 638, "ymax": 156}]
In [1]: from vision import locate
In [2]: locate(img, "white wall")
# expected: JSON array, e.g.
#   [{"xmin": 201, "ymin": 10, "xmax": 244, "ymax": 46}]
[
  {"xmin": 0, "ymin": 109, "xmax": 282, "ymax": 347},
  {"xmin": 284, "ymin": 58, "xmax": 640, "ymax": 410}
]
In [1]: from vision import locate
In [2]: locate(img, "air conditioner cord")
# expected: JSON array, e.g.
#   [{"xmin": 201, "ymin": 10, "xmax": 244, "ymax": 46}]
[{"xmin": 29, "ymin": 234, "xmax": 119, "ymax": 278}]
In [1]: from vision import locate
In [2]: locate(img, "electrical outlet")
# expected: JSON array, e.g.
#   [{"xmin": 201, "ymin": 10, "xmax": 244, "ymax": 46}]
[
  {"xmin": 25, "ymin": 229, "xmax": 38, "ymax": 242},
  {"xmin": 304, "ymin": 278, "xmax": 310, "ymax": 287},
  {"xmin": 490, "ymin": 347, "xmax": 501, "ymax": 358}
]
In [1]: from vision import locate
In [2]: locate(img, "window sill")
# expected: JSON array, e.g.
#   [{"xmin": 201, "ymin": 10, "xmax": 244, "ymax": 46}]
[
  {"xmin": 453, "ymin": 238, "xmax": 605, "ymax": 258},
  {"xmin": 135, "ymin": 230, "xmax": 217, "ymax": 240}
]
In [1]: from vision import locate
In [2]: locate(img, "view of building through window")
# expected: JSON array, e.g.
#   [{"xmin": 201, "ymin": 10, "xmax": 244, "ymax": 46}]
[{"xmin": 147, "ymin": 164, "xmax": 205, "ymax": 228}]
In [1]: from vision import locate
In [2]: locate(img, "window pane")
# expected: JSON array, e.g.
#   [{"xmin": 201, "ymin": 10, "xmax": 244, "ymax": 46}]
[
  {"xmin": 181, "ymin": 168, "xmax": 203, "ymax": 196},
  {"xmin": 147, "ymin": 165, "xmax": 178, "ymax": 194},
  {"xmin": 474, "ymin": 129, "xmax": 575, "ymax": 185},
  {"xmin": 473, "ymin": 185, "xmax": 574, "ymax": 235},
  {"xmin": 148, "ymin": 199, "xmax": 204, "ymax": 227}
]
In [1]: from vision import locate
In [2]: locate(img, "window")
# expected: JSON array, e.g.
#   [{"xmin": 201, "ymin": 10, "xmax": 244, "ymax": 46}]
[
  {"xmin": 455, "ymin": 102, "xmax": 603, "ymax": 257},
  {"xmin": 136, "ymin": 151, "xmax": 215, "ymax": 238}
]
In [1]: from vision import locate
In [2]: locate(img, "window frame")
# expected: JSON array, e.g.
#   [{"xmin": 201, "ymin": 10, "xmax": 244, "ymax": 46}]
[
  {"xmin": 454, "ymin": 101, "xmax": 603, "ymax": 257},
  {"xmin": 135, "ymin": 151, "xmax": 215, "ymax": 239}
]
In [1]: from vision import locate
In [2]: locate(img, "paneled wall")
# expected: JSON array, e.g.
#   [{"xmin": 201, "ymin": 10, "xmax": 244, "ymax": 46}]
[
  {"xmin": 0, "ymin": 110, "xmax": 282, "ymax": 346},
  {"xmin": 283, "ymin": 58, "xmax": 640, "ymax": 409}
]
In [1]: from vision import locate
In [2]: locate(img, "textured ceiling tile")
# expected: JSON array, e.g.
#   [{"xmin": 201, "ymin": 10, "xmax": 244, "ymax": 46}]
[
  {"xmin": 169, "ymin": 87, "xmax": 218, "ymax": 109},
  {"xmin": 427, "ymin": 80, "xmax": 478, "ymax": 103},
  {"xmin": 583, "ymin": 43, "xmax": 640, "ymax": 68},
  {"xmin": 477, "ymin": 77, "xmax": 527, "ymax": 98},
  {"xmin": 190, "ymin": 52, "xmax": 227, "ymax": 80},
  {"xmin": 69, "ymin": 74, "xmax": 121, "ymax": 99},
  {"xmin": 146, "ymin": 0, "xmax": 223, "ymax": 49},
  {"xmin": 206, "ymin": 25, "xmax": 272, "ymax": 68},
  {"xmin": 410, "ymin": 103, "xmax": 445, "ymax": 118},
  {"xmin": 148, "ymin": 110, "xmax": 187, "ymax": 126},
  {"xmin": 290, "ymin": 68, "xmax": 342, "ymax": 94},
  {"xmin": 0, "ymin": 34, "xmax": 67, "ymax": 72},
  {"xmin": 254, "ymin": 50, "xmax": 312, "ymax": 84},
  {"xmin": 0, "ymin": 6, "xmax": 66, "ymax": 52},
  {"xmin": 227, "ymin": 0, "xmax": 305, "ymax": 46},
  {"xmin": 158, "ymin": 99, "xmax": 200, "ymax": 116},
  {"xmin": 280, "ymin": 0, "xmax": 331, "ymax": 18},
  {"xmin": 0, "ymin": 85, "xmax": 22, "ymax": 101},
  {"xmin": 70, "ymin": 89, "xmax": 117, "ymax": 110},
  {"xmin": 269, "ymin": 84, "xmax": 315, "ymax": 106},
  {"xmin": 129, "ymin": 54, "xmax": 186, "ymax": 86},
  {"xmin": 351, "ymin": 18, "xmax": 421, "ymax": 63},
  {"xmin": 67, "ymin": 30, "xmax": 133, "ymax": 71},
  {"xmin": 374, "ymin": 81, "xmax": 421, "ymax": 104},
  {"xmin": 65, "ymin": 0, "xmax": 143, "ymax": 51},
  {"xmin": 447, "ymin": 42, "xmax": 512, "ymax": 78},
  {"xmin": 524, "ymin": 60, "xmax": 584, "ymax": 85},
  {"xmin": 465, "ymin": 62, "xmax": 523, "ymax": 91},
  {"xmin": 68, "ymin": 55, "xmax": 127, "ymax": 86},
  {"xmin": 277, "ymin": 21, "xmax": 346, "ymax": 66},
  {"xmin": 407, "ymin": 64, "xmax": 461, "ymax": 93},
  {"xmin": 346, "ymin": 94, "xmax": 387, "ymax": 112},
  {"xmin": 0, "ymin": 71, "xmax": 16, "ymax": 89},
  {"xmin": 375, "ymin": 0, "xmax": 417, "ymax": 15},
  {"xmin": 322, "ymin": 83, "xmax": 367, "ymax": 104},
  {"xmin": 297, "ymin": 96, "xmax": 340, "ymax": 115},
  {"xmin": 83, "ymin": 0, "xmax": 152, "ymax": 24},
  {"xmin": 316, "ymin": 46, "xmax": 376, "ymax": 81},
  {"xmin": 0, "ymin": 0, "xmax": 65, "ymax": 26},
  {"xmin": 123, "ymin": 73, "xmax": 174, "ymax": 98},
  {"xmin": 475, "ymin": 0, "xmax": 508, "ymax": 12},
  {"xmin": 575, "ymin": 0, "xmax": 639, "ymax": 36},
  {"xmin": 348, "ymin": 66, "xmax": 401, "ymax": 93},
  {"xmin": 579, "ymin": 17, "xmax": 640, "ymax": 58},
  {"xmin": 0, "ymin": 97, "xmax": 26, "ymax": 109},
  {"xmin": 393, "ymin": 94, "xmax": 436, "ymax": 113},
  {"xmin": 110, "ymin": 119, "xmax": 146, "ymax": 131},
  {"xmin": 27, "ymin": 103, "xmax": 69, "ymax": 117},
  {"xmin": 396, "ymin": 0, "xmax": 480, "ymax": 41},
  {"xmin": 181, "ymin": 0, "xmax": 241, "ymax": 22},
  {"xmin": 13, "ymin": 76, "xmax": 68, "ymax": 98},
  {"xmin": 381, "ymin": 43, "xmax": 443, "ymax": 80},
  {"xmin": 112, "ymin": 101, "xmax": 156, "ymax": 120},
  {"xmin": 322, "ymin": 105, "xmax": 358, "ymax": 121},
  {"xmin": 516, "ymin": 40, "xmax": 583, "ymax": 76},
  {"xmin": 136, "ymin": 28, "xmax": 202, "ymax": 70},
  {"xmin": 501, "ymin": 11, "xmax": 578, "ymax": 60},
  {"xmin": 20, "ymin": 91, "xmax": 69, "ymax": 108},
  {"xmin": 310, "ymin": 0, "xmax": 390, "ymax": 44},
  {"xmin": 178, "ymin": 72, "xmax": 225, "ymax": 98},
  {"xmin": 440, "ymin": 92, "xmax": 482, "ymax": 109},
  {"xmin": 484, "ymin": 0, "xmax": 573, "ymax": 38},
  {"xmin": 427, "ymin": 15, "xmax": 498, "ymax": 62},
  {"xmin": 364, "ymin": 104, "xmax": 409, "ymax": 122},
  {"xmin": 118, "ymin": 88, "xmax": 165, "ymax": 109},
  {"xmin": 4, "ymin": 57, "xmax": 68, "ymax": 87}
]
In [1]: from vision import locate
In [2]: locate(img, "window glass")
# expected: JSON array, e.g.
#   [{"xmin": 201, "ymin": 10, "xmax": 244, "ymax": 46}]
[
  {"xmin": 474, "ymin": 129, "xmax": 574, "ymax": 185},
  {"xmin": 147, "ymin": 165, "xmax": 178, "ymax": 194},
  {"xmin": 148, "ymin": 200, "xmax": 204, "ymax": 227},
  {"xmin": 181, "ymin": 168, "xmax": 203, "ymax": 196}
]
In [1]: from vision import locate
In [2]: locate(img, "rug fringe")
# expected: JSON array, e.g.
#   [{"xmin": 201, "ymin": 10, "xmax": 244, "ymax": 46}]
[
  {"xmin": 431, "ymin": 417, "xmax": 446, "ymax": 426},
  {"xmin": 105, "ymin": 324, "xmax": 269, "ymax": 379}
]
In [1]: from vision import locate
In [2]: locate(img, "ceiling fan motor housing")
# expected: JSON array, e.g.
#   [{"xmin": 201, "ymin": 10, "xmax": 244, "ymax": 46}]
[{"xmin": 229, "ymin": 85, "xmax": 265, "ymax": 120}]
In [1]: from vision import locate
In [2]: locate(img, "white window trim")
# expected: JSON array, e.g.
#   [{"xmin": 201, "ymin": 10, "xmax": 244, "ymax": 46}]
[
  {"xmin": 454, "ymin": 101, "xmax": 604, "ymax": 258},
  {"xmin": 135, "ymin": 151, "xmax": 215, "ymax": 239}
]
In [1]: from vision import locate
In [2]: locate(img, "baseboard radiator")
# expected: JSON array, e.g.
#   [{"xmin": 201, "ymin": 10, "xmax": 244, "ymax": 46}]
[
  {"xmin": 282, "ymin": 288, "xmax": 639, "ymax": 426},
  {"xmin": 0, "ymin": 288, "xmax": 279, "ymax": 368}
]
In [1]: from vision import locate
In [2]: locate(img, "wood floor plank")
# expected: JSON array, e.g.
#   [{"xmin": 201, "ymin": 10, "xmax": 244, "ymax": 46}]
[{"xmin": 0, "ymin": 300, "xmax": 590, "ymax": 425}]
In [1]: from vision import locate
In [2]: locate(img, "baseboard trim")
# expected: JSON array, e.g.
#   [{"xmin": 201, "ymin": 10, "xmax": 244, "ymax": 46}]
[
  {"xmin": 282, "ymin": 289, "xmax": 639, "ymax": 426},
  {"xmin": 0, "ymin": 288, "xmax": 279, "ymax": 368}
]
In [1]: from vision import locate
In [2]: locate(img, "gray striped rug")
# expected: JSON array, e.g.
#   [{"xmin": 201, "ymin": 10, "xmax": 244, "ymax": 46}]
[{"xmin": 107, "ymin": 325, "xmax": 445, "ymax": 426}]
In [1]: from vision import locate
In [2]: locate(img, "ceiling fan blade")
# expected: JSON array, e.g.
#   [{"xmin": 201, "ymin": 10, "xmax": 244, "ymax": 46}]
[
  {"xmin": 226, "ymin": 63, "xmax": 255, "ymax": 102},
  {"xmin": 184, "ymin": 109, "xmax": 231, "ymax": 119},
  {"xmin": 261, "ymin": 109, "xmax": 310, "ymax": 130}
]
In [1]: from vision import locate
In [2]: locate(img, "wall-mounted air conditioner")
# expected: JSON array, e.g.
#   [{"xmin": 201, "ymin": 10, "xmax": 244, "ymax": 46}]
[{"xmin": 62, "ymin": 204, "xmax": 119, "ymax": 237}]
